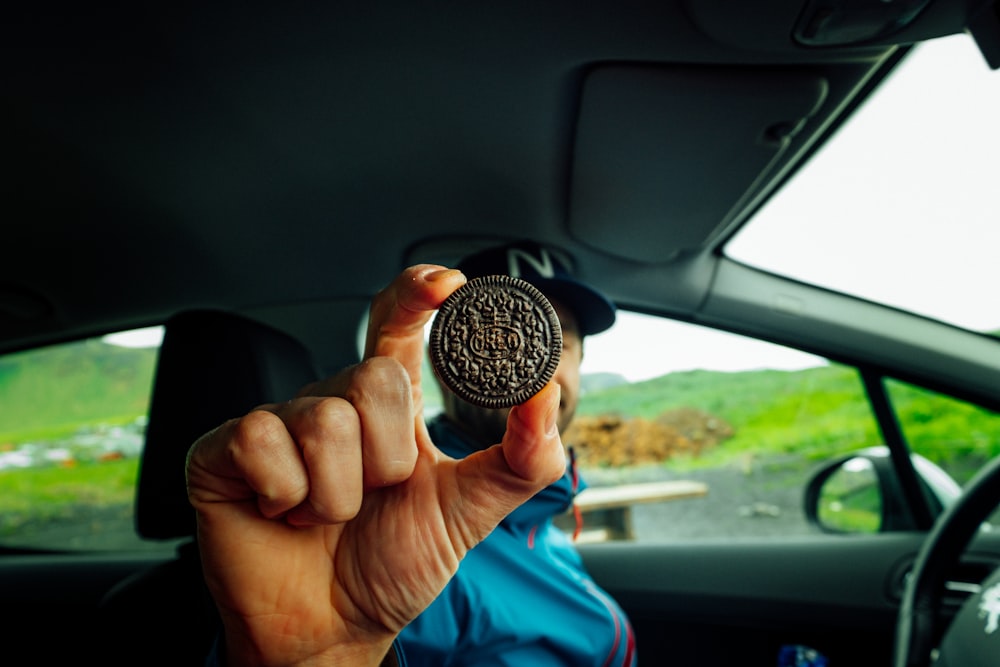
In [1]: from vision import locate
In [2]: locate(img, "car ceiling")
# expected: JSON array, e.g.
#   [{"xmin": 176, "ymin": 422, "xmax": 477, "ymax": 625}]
[{"xmin": 3, "ymin": 1, "xmax": 995, "ymax": 384}]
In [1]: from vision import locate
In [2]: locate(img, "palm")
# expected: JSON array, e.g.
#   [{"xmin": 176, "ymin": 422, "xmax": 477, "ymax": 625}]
[{"xmin": 335, "ymin": 454, "xmax": 465, "ymax": 633}]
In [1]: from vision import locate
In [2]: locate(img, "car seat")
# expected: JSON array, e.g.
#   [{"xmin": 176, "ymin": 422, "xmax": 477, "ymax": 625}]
[{"xmin": 97, "ymin": 309, "xmax": 321, "ymax": 665}]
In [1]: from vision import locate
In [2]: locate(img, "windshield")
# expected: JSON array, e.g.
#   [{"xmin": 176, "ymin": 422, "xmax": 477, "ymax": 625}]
[{"xmin": 726, "ymin": 33, "xmax": 1000, "ymax": 335}]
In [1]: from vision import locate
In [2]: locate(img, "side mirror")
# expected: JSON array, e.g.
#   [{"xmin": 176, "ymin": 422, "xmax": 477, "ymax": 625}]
[{"xmin": 804, "ymin": 446, "xmax": 961, "ymax": 534}]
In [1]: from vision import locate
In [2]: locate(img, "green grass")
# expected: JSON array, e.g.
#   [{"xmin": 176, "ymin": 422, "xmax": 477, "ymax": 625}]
[
  {"xmin": 0, "ymin": 458, "xmax": 138, "ymax": 535},
  {"xmin": 578, "ymin": 365, "xmax": 881, "ymax": 464},
  {"xmin": 0, "ymin": 458, "xmax": 137, "ymax": 508}
]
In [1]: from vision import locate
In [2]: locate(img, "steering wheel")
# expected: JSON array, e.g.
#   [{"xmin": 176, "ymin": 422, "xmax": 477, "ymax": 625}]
[{"xmin": 894, "ymin": 453, "xmax": 1000, "ymax": 667}]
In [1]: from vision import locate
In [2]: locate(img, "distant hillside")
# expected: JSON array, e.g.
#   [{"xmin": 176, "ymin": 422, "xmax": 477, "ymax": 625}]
[
  {"xmin": 0, "ymin": 339, "xmax": 157, "ymax": 442},
  {"xmin": 576, "ymin": 364, "xmax": 999, "ymax": 474},
  {"xmin": 579, "ymin": 365, "xmax": 862, "ymax": 420}
]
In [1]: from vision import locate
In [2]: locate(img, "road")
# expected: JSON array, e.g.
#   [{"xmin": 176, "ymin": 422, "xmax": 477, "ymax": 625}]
[{"xmin": 580, "ymin": 457, "xmax": 817, "ymax": 541}]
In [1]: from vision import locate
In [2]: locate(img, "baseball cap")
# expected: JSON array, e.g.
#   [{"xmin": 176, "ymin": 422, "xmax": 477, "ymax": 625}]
[{"xmin": 455, "ymin": 240, "xmax": 616, "ymax": 336}]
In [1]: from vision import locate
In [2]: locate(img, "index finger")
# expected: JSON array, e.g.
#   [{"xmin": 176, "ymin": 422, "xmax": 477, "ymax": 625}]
[{"xmin": 362, "ymin": 263, "xmax": 466, "ymax": 390}]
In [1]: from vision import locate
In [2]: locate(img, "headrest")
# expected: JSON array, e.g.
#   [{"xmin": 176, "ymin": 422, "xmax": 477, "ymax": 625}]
[{"xmin": 135, "ymin": 310, "xmax": 320, "ymax": 540}]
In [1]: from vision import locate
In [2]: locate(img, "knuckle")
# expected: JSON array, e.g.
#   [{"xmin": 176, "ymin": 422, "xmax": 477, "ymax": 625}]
[
  {"xmin": 232, "ymin": 410, "xmax": 285, "ymax": 451},
  {"xmin": 226, "ymin": 410, "xmax": 291, "ymax": 477},
  {"xmin": 306, "ymin": 396, "xmax": 360, "ymax": 442},
  {"xmin": 349, "ymin": 357, "xmax": 410, "ymax": 404}
]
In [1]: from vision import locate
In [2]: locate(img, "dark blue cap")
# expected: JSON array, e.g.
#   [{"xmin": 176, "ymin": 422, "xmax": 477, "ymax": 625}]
[{"xmin": 455, "ymin": 240, "xmax": 616, "ymax": 336}]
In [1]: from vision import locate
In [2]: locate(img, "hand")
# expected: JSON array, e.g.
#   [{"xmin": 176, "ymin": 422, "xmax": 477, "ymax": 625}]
[{"xmin": 186, "ymin": 265, "xmax": 567, "ymax": 666}]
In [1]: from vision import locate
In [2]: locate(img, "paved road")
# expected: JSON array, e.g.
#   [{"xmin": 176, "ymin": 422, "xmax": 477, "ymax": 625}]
[{"xmin": 581, "ymin": 457, "xmax": 817, "ymax": 541}]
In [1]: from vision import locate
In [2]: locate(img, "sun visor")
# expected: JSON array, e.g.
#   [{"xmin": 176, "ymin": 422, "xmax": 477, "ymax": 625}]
[{"xmin": 568, "ymin": 66, "xmax": 827, "ymax": 263}]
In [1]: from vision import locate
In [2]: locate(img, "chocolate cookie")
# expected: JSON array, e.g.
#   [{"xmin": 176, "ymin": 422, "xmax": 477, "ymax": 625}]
[{"xmin": 429, "ymin": 275, "xmax": 562, "ymax": 408}]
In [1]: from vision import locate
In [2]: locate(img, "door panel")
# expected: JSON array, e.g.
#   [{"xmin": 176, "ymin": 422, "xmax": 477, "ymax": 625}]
[{"xmin": 581, "ymin": 533, "xmax": 1000, "ymax": 666}]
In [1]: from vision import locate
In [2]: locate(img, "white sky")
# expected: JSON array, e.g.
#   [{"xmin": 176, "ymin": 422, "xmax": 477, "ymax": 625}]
[
  {"xmin": 103, "ymin": 327, "xmax": 165, "ymax": 348},
  {"xmin": 105, "ymin": 35, "xmax": 998, "ymax": 383},
  {"xmin": 580, "ymin": 312, "xmax": 824, "ymax": 382},
  {"xmin": 727, "ymin": 33, "xmax": 1000, "ymax": 332}
]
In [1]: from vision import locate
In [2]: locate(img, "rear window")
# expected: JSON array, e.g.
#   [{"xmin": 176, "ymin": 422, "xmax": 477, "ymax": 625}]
[{"xmin": 0, "ymin": 328, "xmax": 169, "ymax": 552}]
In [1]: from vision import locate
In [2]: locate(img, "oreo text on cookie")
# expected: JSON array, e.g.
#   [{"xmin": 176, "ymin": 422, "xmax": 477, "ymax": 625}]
[{"xmin": 429, "ymin": 275, "xmax": 563, "ymax": 409}]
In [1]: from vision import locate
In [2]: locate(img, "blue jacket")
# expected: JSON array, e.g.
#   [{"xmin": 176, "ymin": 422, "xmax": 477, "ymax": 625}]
[{"xmin": 398, "ymin": 417, "xmax": 637, "ymax": 666}]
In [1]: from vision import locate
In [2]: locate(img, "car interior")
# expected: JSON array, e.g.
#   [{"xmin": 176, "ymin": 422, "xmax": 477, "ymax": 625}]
[{"xmin": 3, "ymin": 1, "xmax": 1000, "ymax": 665}]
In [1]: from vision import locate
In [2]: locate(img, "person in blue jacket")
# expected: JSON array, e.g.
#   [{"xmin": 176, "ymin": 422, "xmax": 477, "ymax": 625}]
[
  {"xmin": 188, "ymin": 240, "xmax": 633, "ymax": 667},
  {"xmin": 399, "ymin": 240, "xmax": 635, "ymax": 666}
]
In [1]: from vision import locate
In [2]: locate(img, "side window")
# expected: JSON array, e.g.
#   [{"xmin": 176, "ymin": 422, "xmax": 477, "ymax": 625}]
[
  {"xmin": 564, "ymin": 312, "xmax": 881, "ymax": 542},
  {"xmin": 0, "ymin": 328, "xmax": 167, "ymax": 552},
  {"xmin": 887, "ymin": 378, "xmax": 1000, "ymax": 527},
  {"xmin": 886, "ymin": 379, "xmax": 1000, "ymax": 487}
]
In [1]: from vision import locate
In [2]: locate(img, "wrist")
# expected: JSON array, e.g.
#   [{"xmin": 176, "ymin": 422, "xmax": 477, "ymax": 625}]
[{"xmin": 221, "ymin": 627, "xmax": 397, "ymax": 667}]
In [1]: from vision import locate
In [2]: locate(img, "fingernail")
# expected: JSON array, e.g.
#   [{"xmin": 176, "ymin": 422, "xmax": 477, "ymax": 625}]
[{"xmin": 425, "ymin": 268, "xmax": 464, "ymax": 282}]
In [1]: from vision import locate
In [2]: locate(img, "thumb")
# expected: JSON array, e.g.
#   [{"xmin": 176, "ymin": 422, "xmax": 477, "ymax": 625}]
[{"xmin": 450, "ymin": 382, "xmax": 567, "ymax": 551}]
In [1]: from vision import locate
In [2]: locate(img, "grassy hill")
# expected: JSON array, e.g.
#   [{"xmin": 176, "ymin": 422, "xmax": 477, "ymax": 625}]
[
  {"xmin": 576, "ymin": 365, "xmax": 875, "ymax": 465},
  {"xmin": 0, "ymin": 339, "xmax": 157, "ymax": 444}
]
